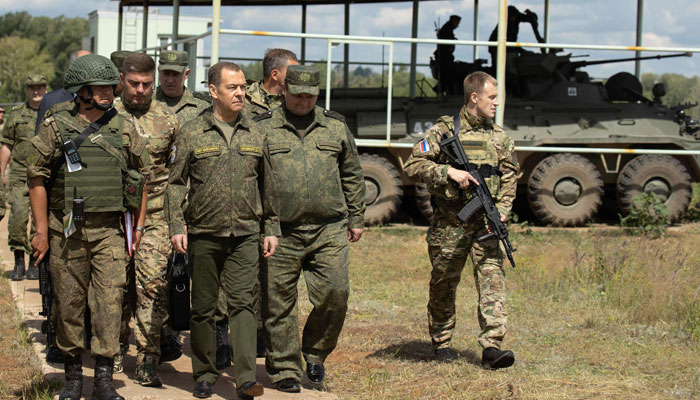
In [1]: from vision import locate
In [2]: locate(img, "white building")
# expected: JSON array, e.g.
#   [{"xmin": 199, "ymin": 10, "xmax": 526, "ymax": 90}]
[{"xmin": 88, "ymin": 8, "xmax": 210, "ymax": 92}]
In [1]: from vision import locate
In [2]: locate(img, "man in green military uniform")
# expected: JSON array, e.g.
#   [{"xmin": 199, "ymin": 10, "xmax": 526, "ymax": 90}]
[
  {"xmin": 2, "ymin": 74, "xmax": 47, "ymax": 280},
  {"xmin": 244, "ymin": 48, "xmax": 298, "ymax": 117},
  {"xmin": 28, "ymin": 54, "xmax": 150, "ymax": 400},
  {"xmin": 256, "ymin": 65, "xmax": 366, "ymax": 392},
  {"xmin": 403, "ymin": 71, "xmax": 519, "ymax": 369},
  {"xmin": 214, "ymin": 48, "xmax": 299, "ymax": 370},
  {"xmin": 155, "ymin": 50, "xmax": 210, "ymax": 125},
  {"xmin": 113, "ymin": 53, "xmax": 179, "ymax": 386},
  {"xmin": 166, "ymin": 61, "xmax": 278, "ymax": 400}
]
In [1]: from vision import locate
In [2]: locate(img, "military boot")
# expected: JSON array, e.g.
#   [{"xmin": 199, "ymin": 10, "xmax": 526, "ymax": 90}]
[
  {"xmin": 215, "ymin": 320, "xmax": 232, "ymax": 370},
  {"xmin": 92, "ymin": 356, "xmax": 125, "ymax": 400},
  {"xmin": 481, "ymin": 347, "xmax": 515, "ymax": 370},
  {"xmin": 160, "ymin": 334, "xmax": 182, "ymax": 363},
  {"xmin": 10, "ymin": 250, "xmax": 25, "ymax": 281},
  {"xmin": 26, "ymin": 255, "xmax": 39, "ymax": 280},
  {"xmin": 134, "ymin": 355, "xmax": 162, "ymax": 387},
  {"xmin": 59, "ymin": 354, "xmax": 82, "ymax": 400},
  {"xmin": 112, "ymin": 342, "xmax": 128, "ymax": 374}
]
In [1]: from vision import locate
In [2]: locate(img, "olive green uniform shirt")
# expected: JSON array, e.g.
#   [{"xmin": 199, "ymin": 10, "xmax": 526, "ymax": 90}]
[
  {"xmin": 165, "ymin": 109, "xmax": 280, "ymax": 238},
  {"xmin": 154, "ymin": 86, "xmax": 210, "ymax": 125},
  {"xmin": 255, "ymin": 105, "xmax": 366, "ymax": 229},
  {"xmin": 27, "ymin": 104, "xmax": 152, "ymax": 241},
  {"xmin": 2, "ymin": 103, "xmax": 39, "ymax": 182}
]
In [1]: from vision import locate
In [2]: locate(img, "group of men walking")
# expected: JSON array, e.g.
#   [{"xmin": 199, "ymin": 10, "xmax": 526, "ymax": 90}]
[{"xmin": 3, "ymin": 40, "xmax": 520, "ymax": 400}]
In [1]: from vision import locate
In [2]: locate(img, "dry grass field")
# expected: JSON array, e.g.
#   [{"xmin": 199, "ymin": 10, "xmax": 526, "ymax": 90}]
[{"xmin": 2, "ymin": 193, "xmax": 700, "ymax": 399}]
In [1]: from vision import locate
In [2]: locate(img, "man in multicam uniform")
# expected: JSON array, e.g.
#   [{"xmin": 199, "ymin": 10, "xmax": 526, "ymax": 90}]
[
  {"xmin": 404, "ymin": 71, "xmax": 519, "ymax": 369},
  {"xmin": 166, "ymin": 61, "xmax": 278, "ymax": 400},
  {"xmin": 256, "ymin": 65, "xmax": 365, "ymax": 393},
  {"xmin": 112, "ymin": 53, "xmax": 179, "ymax": 387},
  {"xmin": 244, "ymin": 48, "xmax": 298, "ymax": 118},
  {"xmin": 155, "ymin": 50, "xmax": 210, "ymax": 125},
  {"xmin": 28, "ymin": 54, "xmax": 150, "ymax": 400},
  {"xmin": 2, "ymin": 74, "xmax": 47, "ymax": 281},
  {"xmin": 213, "ymin": 48, "xmax": 299, "ymax": 370}
]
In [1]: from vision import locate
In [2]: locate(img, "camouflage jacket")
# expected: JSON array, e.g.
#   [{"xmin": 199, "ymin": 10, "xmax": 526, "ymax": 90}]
[
  {"xmin": 154, "ymin": 86, "xmax": 210, "ymax": 125},
  {"xmin": 244, "ymin": 80, "xmax": 283, "ymax": 118},
  {"xmin": 2, "ymin": 103, "xmax": 39, "ymax": 181},
  {"xmin": 114, "ymin": 98, "xmax": 179, "ymax": 214},
  {"xmin": 165, "ymin": 109, "xmax": 280, "ymax": 238},
  {"xmin": 254, "ymin": 105, "xmax": 366, "ymax": 229},
  {"xmin": 404, "ymin": 106, "xmax": 519, "ymax": 221},
  {"xmin": 28, "ymin": 103, "xmax": 151, "ymax": 241}
]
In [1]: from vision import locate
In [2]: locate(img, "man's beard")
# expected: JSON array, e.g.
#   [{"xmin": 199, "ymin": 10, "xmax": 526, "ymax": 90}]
[
  {"xmin": 122, "ymin": 93, "xmax": 152, "ymax": 115},
  {"xmin": 93, "ymin": 101, "xmax": 113, "ymax": 111}
]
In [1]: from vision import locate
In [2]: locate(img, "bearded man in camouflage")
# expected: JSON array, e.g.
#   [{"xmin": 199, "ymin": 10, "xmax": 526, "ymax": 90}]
[
  {"xmin": 113, "ymin": 52, "xmax": 179, "ymax": 387},
  {"xmin": 166, "ymin": 61, "xmax": 278, "ymax": 400},
  {"xmin": 404, "ymin": 71, "xmax": 520, "ymax": 369}
]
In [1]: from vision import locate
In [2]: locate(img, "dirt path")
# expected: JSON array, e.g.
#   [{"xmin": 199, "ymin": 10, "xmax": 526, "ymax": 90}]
[{"xmin": 3, "ymin": 216, "xmax": 336, "ymax": 400}]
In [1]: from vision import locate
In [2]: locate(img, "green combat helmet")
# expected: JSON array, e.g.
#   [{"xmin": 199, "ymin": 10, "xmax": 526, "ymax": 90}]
[
  {"xmin": 25, "ymin": 74, "xmax": 47, "ymax": 87},
  {"xmin": 285, "ymin": 65, "xmax": 320, "ymax": 96},
  {"xmin": 64, "ymin": 54, "xmax": 120, "ymax": 93}
]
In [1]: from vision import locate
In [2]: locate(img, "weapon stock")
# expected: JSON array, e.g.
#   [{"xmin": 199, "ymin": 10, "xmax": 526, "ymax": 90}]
[
  {"xmin": 439, "ymin": 134, "xmax": 517, "ymax": 268},
  {"xmin": 38, "ymin": 251, "xmax": 54, "ymax": 347}
]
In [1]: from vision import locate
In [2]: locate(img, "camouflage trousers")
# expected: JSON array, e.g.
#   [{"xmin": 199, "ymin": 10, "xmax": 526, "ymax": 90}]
[
  {"xmin": 262, "ymin": 219, "xmax": 350, "ymax": 383},
  {"xmin": 7, "ymin": 179, "xmax": 34, "ymax": 252},
  {"xmin": 426, "ymin": 214, "xmax": 508, "ymax": 350},
  {"xmin": 119, "ymin": 210, "xmax": 170, "ymax": 364},
  {"xmin": 50, "ymin": 228, "xmax": 128, "ymax": 358}
]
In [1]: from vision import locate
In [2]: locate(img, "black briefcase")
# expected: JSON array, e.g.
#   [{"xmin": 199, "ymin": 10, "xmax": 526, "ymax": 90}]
[{"xmin": 167, "ymin": 252, "xmax": 191, "ymax": 331}]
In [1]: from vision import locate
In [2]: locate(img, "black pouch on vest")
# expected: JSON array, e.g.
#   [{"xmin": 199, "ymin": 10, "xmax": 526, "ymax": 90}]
[{"xmin": 167, "ymin": 251, "xmax": 191, "ymax": 331}]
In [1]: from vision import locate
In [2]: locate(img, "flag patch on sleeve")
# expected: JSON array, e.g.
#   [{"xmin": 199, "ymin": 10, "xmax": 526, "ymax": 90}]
[{"xmin": 419, "ymin": 139, "xmax": 430, "ymax": 152}]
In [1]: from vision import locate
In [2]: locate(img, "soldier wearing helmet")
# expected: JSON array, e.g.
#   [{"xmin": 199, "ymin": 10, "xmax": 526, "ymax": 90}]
[
  {"xmin": 27, "ymin": 54, "xmax": 151, "ymax": 400},
  {"xmin": 2, "ymin": 74, "xmax": 47, "ymax": 281}
]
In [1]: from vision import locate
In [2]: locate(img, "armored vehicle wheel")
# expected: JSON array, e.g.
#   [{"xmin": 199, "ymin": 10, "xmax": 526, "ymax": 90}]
[
  {"xmin": 415, "ymin": 183, "xmax": 434, "ymax": 221},
  {"xmin": 360, "ymin": 154, "xmax": 403, "ymax": 225},
  {"xmin": 616, "ymin": 155, "xmax": 691, "ymax": 223},
  {"xmin": 527, "ymin": 153, "xmax": 603, "ymax": 226}
]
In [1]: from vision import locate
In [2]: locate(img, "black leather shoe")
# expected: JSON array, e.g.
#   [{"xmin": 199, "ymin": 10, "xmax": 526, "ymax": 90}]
[
  {"xmin": 481, "ymin": 347, "xmax": 515, "ymax": 370},
  {"xmin": 237, "ymin": 381, "xmax": 264, "ymax": 399},
  {"xmin": 276, "ymin": 378, "xmax": 301, "ymax": 393},
  {"xmin": 193, "ymin": 380, "xmax": 212, "ymax": 398},
  {"xmin": 306, "ymin": 362, "xmax": 325, "ymax": 383},
  {"xmin": 434, "ymin": 348, "xmax": 458, "ymax": 362}
]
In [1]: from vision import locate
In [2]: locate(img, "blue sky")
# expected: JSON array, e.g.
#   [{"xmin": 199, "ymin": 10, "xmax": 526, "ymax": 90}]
[{"xmin": 2, "ymin": 0, "xmax": 700, "ymax": 79}]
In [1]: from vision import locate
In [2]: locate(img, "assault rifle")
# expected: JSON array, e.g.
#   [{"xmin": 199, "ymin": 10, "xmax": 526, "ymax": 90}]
[
  {"xmin": 38, "ymin": 251, "xmax": 55, "ymax": 352},
  {"xmin": 439, "ymin": 134, "xmax": 517, "ymax": 268}
]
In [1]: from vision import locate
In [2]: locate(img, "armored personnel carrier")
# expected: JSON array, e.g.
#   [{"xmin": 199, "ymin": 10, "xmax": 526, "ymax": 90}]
[{"xmin": 334, "ymin": 50, "xmax": 700, "ymax": 226}]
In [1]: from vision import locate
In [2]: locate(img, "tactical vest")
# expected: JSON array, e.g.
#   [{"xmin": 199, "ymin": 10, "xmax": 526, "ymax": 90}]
[
  {"xmin": 50, "ymin": 111, "xmax": 125, "ymax": 213},
  {"xmin": 429, "ymin": 115, "xmax": 501, "ymax": 201}
]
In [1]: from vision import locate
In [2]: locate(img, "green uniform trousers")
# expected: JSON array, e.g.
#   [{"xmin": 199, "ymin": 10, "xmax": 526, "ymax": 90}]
[
  {"xmin": 262, "ymin": 219, "xmax": 350, "ymax": 383},
  {"xmin": 119, "ymin": 211, "xmax": 170, "ymax": 363},
  {"xmin": 189, "ymin": 233, "xmax": 259, "ymax": 386},
  {"xmin": 50, "ymin": 226, "xmax": 128, "ymax": 358},
  {"xmin": 426, "ymin": 214, "xmax": 508, "ymax": 350},
  {"xmin": 7, "ymin": 179, "xmax": 34, "ymax": 252}
]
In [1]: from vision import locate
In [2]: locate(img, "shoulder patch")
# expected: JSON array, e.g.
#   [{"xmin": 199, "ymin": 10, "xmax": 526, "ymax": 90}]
[
  {"xmin": 323, "ymin": 109, "xmax": 346, "ymax": 122},
  {"xmin": 253, "ymin": 111, "xmax": 273, "ymax": 122}
]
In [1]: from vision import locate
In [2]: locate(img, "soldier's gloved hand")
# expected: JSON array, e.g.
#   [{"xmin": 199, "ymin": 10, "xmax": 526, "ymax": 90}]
[
  {"xmin": 447, "ymin": 167, "xmax": 479, "ymax": 189},
  {"xmin": 171, "ymin": 234, "xmax": 188, "ymax": 254},
  {"xmin": 32, "ymin": 232, "xmax": 49, "ymax": 264},
  {"xmin": 347, "ymin": 228, "xmax": 364, "ymax": 243},
  {"xmin": 262, "ymin": 236, "xmax": 278, "ymax": 258}
]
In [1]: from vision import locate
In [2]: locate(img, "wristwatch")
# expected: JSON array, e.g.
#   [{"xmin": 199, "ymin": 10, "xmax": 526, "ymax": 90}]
[{"xmin": 135, "ymin": 225, "xmax": 146, "ymax": 234}]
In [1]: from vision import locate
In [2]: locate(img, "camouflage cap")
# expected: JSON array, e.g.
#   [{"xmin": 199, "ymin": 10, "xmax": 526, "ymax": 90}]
[
  {"xmin": 26, "ymin": 74, "xmax": 47, "ymax": 87},
  {"xmin": 159, "ymin": 50, "xmax": 189, "ymax": 72},
  {"xmin": 285, "ymin": 65, "xmax": 320, "ymax": 95},
  {"xmin": 110, "ymin": 50, "xmax": 134, "ymax": 72}
]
